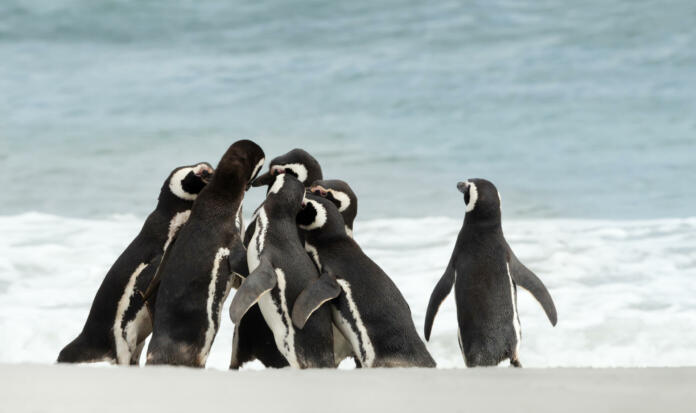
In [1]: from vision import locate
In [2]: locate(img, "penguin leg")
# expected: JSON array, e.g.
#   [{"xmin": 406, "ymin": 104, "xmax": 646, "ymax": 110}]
[
  {"xmin": 510, "ymin": 357, "xmax": 523, "ymax": 368},
  {"xmin": 229, "ymin": 325, "xmax": 243, "ymax": 370},
  {"xmin": 130, "ymin": 341, "xmax": 146, "ymax": 366}
]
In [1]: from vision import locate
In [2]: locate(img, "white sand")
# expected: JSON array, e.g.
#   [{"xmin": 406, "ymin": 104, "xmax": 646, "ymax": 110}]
[{"xmin": 0, "ymin": 364, "xmax": 693, "ymax": 412}]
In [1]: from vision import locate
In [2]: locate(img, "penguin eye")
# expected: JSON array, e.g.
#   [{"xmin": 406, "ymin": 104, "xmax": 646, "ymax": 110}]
[
  {"xmin": 284, "ymin": 168, "xmax": 298, "ymax": 178},
  {"xmin": 313, "ymin": 190, "xmax": 322, "ymax": 196}
]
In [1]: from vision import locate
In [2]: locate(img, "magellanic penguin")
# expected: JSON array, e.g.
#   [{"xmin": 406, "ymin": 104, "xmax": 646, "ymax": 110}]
[
  {"xmin": 57, "ymin": 163, "xmax": 214, "ymax": 365},
  {"xmin": 424, "ymin": 179, "xmax": 558, "ymax": 367},
  {"xmin": 292, "ymin": 194, "xmax": 436, "ymax": 368},
  {"xmin": 145, "ymin": 140, "xmax": 265, "ymax": 367},
  {"xmin": 229, "ymin": 174, "xmax": 335, "ymax": 369},
  {"xmin": 307, "ymin": 179, "xmax": 359, "ymax": 365},
  {"xmin": 308, "ymin": 179, "xmax": 358, "ymax": 237},
  {"xmin": 232, "ymin": 148, "xmax": 324, "ymax": 369}
]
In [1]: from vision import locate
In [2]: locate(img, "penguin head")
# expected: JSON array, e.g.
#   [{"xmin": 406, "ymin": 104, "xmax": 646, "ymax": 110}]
[
  {"xmin": 297, "ymin": 193, "xmax": 347, "ymax": 237},
  {"xmin": 213, "ymin": 140, "xmax": 265, "ymax": 191},
  {"xmin": 166, "ymin": 162, "xmax": 214, "ymax": 201},
  {"xmin": 308, "ymin": 179, "xmax": 358, "ymax": 231},
  {"xmin": 457, "ymin": 178, "xmax": 501, "ymax": 220},
  {"xmin": 264, "ymin": 173, "xmax": 306, "ymax": 216},
  {"xmin": 251, "ymin": 148, "xmax": 323, "ymax": 189}
]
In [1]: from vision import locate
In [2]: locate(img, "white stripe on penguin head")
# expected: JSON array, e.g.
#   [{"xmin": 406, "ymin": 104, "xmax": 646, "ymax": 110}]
[
  {"xmin": 269, "ymin": 173, "xmax": 286, "ymax": 194},
  {"xmin": 298, "ymin": 198, "xmax": 327, "ymax": 230},
  {"xmin": 169, "ymin": 167, "xmax": 197, "ymax": 200},
  {"xmin": 276, "ymin": 163, "xmax": 308, "ymax": 183},
  {"xmin": 465, "ymin": 181, "xmax": 478, "ymax": 213},
  {"xmin": 250, "ymin": 158, "xmax": 265, "ymax": 182},
  {"xmin": 329, "ymin": 190, "xmax": 351, "ymax": 212}
]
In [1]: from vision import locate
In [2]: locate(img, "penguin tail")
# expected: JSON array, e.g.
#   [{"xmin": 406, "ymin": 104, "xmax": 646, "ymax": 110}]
[{"xmin": 57, "ymin": 334, "xmax": 113, "ymax": 364}]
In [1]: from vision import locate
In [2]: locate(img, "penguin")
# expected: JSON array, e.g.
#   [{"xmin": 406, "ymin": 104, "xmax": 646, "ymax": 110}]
[
  {"xmin": 291, "ymin": 194, "xmax": 436, "ymax": 368},
  {"xmin": 308, "ymin": 179, "xmax": 358, "ymax": 237},
  {"xmin": 145, "ymin": 140, "xmax": 265, "ymax": 367},
  {"xmin": 306, "ymin": 179, "xmax": 360, "ymax": 364},
  {"xmin": 228, "ymin": 173, "xmax": 335, "ymax": 369},
  {"xmin": 57, "ymin": 162, "xmax": 214, "ymax": 365},
  {"xmin": 231, "ymin": 148, "xmax": 324, "ymax": 369},
  {"xmin": 423, "ymin": 179, "xmax": 558, "ymax": 367}
]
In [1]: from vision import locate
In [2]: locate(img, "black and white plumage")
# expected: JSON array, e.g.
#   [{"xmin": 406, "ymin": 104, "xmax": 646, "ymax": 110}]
[
  {"xmin": 57, "ymin": 163, "xmax": 214, "ymax": 365},
  {"xmin": 424, "ymin": 179, "xmax": 557, "ymax": 367},
  {"xmin": 292, "ymin": 194, "xmax": 436, "ymax": 368},
  {"xmin": 232, "ymin": 148, "xmax": 324, "ymax": 369},
  {"xmin": 229, "ymin": 174, "xmax": 335, "ymax": 369},
  {"xmin": 145, "ymin": 140, "xmax": 265, "ymax": 367}
]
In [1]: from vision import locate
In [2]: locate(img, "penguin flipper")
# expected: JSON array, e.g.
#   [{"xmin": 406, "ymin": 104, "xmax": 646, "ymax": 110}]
[
  {"xmin": 229, "ymin": 257, "xmax": 277, "ymax": 324},
  {"xmin": 227, "ymin": 240, "xmax": 248, "ymax": 289},
  {"xmin": 507, "ymin": 246, "xmax": 558, "ymax": 326},
  {"xmin": 291, "ymin": 269, "xmax": 341, "ymax": 329},
  {"xmin": 424, "ymin": 261, "xmax": 456, "ymax": 341}
]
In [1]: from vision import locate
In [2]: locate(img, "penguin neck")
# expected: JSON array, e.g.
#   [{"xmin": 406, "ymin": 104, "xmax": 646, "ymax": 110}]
[
  {"xmin": 303, "ymin": 224, "xmax": 349, "ymax": 247},
  {"xmin": 264, "ymin": 205, "xmax": 300, "ymax": 228},
  {"xmin": 463, "ymin": 212, "xmax": 502, "ymax": 231},
  {"xmin": 206, "ymin": 170, "xmax": 245, "ymax": 200}
]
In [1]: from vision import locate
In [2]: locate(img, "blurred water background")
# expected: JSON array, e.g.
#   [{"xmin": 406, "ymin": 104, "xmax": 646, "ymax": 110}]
[{"xmin": 1, "ymin": 0, "xmax": 695, "ymax": 367}]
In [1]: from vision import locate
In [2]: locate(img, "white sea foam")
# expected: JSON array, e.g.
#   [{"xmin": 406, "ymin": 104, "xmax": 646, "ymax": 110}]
[{"xmin": 1, "ymin": 213, "xmax": 695, "ymax": 368}]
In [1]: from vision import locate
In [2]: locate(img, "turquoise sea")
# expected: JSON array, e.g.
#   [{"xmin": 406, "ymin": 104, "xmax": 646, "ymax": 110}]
[{"xmin": 1, "ymin": 1, "xmax": 695, "ymax": 367}]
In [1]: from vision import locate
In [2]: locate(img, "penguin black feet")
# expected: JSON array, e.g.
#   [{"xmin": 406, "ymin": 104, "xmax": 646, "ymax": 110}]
[{"xmin": 510, "ymin": 358, "xmax": 523, "ymax": 368}]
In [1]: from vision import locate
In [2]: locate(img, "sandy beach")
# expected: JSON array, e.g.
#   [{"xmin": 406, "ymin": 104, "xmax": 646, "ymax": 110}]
[{"xmin": 1, "ymin": 364, "xmax": 693, "ymax": 412}]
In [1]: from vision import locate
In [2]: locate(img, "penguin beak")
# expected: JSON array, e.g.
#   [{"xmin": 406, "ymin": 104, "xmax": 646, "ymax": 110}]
[
  {"xmin": 251, "ymin": 171, "xmax": 274, "ymax": 187},
  {"xmin": 309, "ymin": 186, "xmax": 328, "ymax": 197},
  {"xmin": 195, "ymin": 165, "xmax": 214, "ymax": 184},
  {"xmin": 457, "ymin": 181, "xmax": 469, "ymax": 194}
]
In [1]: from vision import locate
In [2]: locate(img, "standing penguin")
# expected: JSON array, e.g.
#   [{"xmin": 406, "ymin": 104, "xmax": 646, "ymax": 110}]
[
  {"xmin": 424, "ymin": 179, "xmax": 558, "ymax": 367},
  {"xmin": 292, "ymin": 194, "xmax": 436, "ymax": 368},
  {"xmin": 232, "ymin": 148, "xmax": 324, "ymax": 369},
  {"xmin": 229, "ymin": 174, "xmax": 335, "ymax": 368},
  {"xmin": 57, "ymin": 163, "xmax": 214, "ymax": 365},
  {"xmin": 308, "ymin": 179, "xmax": 358, "ymax": 237},
  {"xmin": 307, "ymin": 179, "xmax": 359, "ymax": 364},
  {"xmin": 145, "ymin": 140, "xmax": 265, "ymax": 367}
]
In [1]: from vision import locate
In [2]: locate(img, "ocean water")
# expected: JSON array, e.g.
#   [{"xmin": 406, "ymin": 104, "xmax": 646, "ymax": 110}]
[
  {"xmin": 2, "ymin": 213, "xmax": 696, "ymax": 368},
  {"xmin": 1, "ymin": 0, "xmax": 696, "ymax": 367}
]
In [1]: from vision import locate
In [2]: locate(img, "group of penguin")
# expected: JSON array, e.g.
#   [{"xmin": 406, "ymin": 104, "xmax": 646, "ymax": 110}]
[{"xmin": 58, "ymin": 140, "xmax": 558, "ymax": 369}]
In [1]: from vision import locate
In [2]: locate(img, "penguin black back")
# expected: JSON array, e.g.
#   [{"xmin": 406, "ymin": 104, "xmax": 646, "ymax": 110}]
[
  {"xmin": 146, "ymin": 140, "xmax": 264, "ymax": 367},
  {"xmin": 424, "ymin": 178, "xmax": 557, "ymax": 367}
]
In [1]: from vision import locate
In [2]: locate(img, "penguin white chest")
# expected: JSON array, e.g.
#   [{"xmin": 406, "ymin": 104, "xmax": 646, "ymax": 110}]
[
  {"xmin": 331, "ymin": 280, "xmax": 375, "ymax": 367},
  {"xmin": 257, "ymin": 268, "xmax": 299, "ymax": 368},
  {"xmin": 247, "ymin": 209, "xmax": 299, "ymax": 368},
  {"xmin": 247, "ymin": 209, "xmax": 269, "ymax": 273}
]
